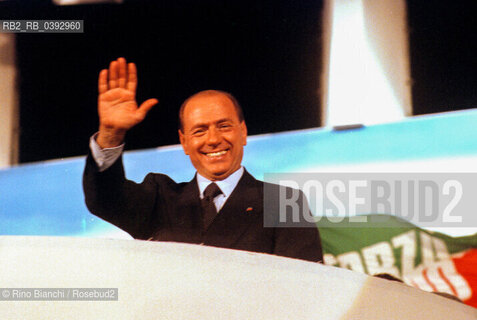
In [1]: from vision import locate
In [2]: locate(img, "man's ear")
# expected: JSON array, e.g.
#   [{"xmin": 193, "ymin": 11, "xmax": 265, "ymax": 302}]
[
  {"xmin": 178, "ymin": 130, "xmax": 189, "ymax": 155},
  {"xmin": 240, "ymin": 121, "xmax": 248, "ymax": 146}
]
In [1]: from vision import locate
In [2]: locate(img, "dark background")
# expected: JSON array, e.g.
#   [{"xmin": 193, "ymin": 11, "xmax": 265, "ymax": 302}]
[{"xmin": 1, "ymin": 0, "xmax": 476, "ymax": 163}]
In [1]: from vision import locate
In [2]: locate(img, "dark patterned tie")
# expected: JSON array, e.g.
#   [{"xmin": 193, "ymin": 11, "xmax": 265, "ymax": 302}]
[{"xmin": 201, "ymin": 183, "xmax": 223, "ymax": 231}]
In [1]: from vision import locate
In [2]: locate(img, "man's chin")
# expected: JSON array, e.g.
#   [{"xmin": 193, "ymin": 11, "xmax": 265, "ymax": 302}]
[
  {"xmin": 198, "ymin": 164, "xmax": 240, "ymax": 181},
  {"xmin": 205, "ymin": 168, "xmax": 231, "ymax": 181},
  {"xmin": 209, "ymin": 172, "xmax": 229, "ymax": 181}
]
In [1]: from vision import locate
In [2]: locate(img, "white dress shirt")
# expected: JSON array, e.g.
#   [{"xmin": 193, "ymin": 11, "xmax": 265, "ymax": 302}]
[
  {"xmin": 196, "ymin": 167, "xmax": 244, "ymax": 212},
  {"xmin": 89, "ymin": 133, "xmax": 124, "ymax": 172}
]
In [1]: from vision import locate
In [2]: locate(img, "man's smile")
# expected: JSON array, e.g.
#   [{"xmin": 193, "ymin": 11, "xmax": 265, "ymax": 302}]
[{"xmin": 203, "ymin": 150, "xmax": 228, "ymax": 158}]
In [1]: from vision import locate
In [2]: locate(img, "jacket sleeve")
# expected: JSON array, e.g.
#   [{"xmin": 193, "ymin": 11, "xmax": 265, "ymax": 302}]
[{"xmin": 82, "ymin": 151, "xmax": 163, "ymax": 239}]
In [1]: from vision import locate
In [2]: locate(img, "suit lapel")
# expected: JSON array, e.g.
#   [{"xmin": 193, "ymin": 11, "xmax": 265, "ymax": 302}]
[
  {"xmin": 174, "ymin": 177, "xmax": 202, "ymax": 228},
  {"xmin": 155, "ymin": 176, "xmax": 202, "ymax": 243},
  {"xmin": 203, "ymin": 170, "xmax": 263, "ymax": 247}
]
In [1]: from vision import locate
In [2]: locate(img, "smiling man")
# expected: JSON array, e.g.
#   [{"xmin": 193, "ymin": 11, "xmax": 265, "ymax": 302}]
[
  {"xmin": 83, "ymin": 58, "xmax": 322, "ymax": 262},
  {"xmin": 179, "ymin": 90, "xmax": 247, "ymax": 181}
]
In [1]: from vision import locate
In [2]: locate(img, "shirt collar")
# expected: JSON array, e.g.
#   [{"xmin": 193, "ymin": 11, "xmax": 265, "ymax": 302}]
[{"xmin": 197, "ymin": 167, "xmax": 244, "ymax": 199}]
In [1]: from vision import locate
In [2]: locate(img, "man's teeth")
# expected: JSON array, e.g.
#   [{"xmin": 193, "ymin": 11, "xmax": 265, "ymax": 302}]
[{"xmin": 206, "ymin": 151, "xmax": 227, "ymax": 157}]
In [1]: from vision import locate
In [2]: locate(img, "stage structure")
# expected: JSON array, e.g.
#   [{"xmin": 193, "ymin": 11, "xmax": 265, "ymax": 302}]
[
  {"xmin": 0, "ymin": 237, "xmax": 474, "ymax": 319},
  {"xmin": 321, "ymin": 0, "xmax": 412, "ymax": 126}
]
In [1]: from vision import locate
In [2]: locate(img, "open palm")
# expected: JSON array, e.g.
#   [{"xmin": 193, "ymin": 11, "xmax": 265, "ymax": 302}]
[{"xmin": 97, "ymin": 58, "xmax": 157, "ymax": 147}]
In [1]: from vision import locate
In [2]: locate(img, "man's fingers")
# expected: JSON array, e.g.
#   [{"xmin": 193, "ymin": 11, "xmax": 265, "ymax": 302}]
[
  {"xmin": 127, "ymin": 63, "xmax": 137, "ymax": 94},
  {"xmin": 117, "ymin": 57, "xmax": 127, "ymax": 88},
  {"xmin": 98, "ymin": 69, "xmax": 108, "ymax": 94},
  {"xmin": 136, "ymin": 98, "xmax": 158, "ymax": 119},
  {"xmin": 108, "ymin": 60, "xmax": 119, "ymax": 88}
]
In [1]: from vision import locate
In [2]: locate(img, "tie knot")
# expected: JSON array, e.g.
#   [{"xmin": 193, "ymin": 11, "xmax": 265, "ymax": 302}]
[{"xmin": 203, "ymin": 182, "xmax": 222, "ymax": 200}]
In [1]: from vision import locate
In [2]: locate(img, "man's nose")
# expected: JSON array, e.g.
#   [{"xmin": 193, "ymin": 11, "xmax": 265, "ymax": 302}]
[{"xmin": 206, "ymin": 127, "xmax": 221, "ymax": 145}]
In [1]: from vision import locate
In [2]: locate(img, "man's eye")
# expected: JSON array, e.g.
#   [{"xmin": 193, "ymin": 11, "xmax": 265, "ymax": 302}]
[
  {"xmin": 219, "ymin": 124, "xmax": 232, "ymax": 130},
  {"xmin": 192, "ymin": 129, "xmax": 206, "ymax": 136}
]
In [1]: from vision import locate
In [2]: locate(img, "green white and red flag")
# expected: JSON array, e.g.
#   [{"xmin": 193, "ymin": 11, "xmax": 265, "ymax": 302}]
[{"xmin": 318, "ymin": 214, "xmax": 477, "ymax": 308}]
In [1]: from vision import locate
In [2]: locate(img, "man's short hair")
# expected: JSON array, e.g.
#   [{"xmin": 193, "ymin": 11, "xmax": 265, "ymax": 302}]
[{"xmin": 178, "ymin": 90, "xmax": 244, "ymax": 132}]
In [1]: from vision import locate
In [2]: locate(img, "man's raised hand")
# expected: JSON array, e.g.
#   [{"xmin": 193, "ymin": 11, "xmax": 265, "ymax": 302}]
[{"xmin": 96, "ymin": 57, "xmax": 158, "ymax": 148}]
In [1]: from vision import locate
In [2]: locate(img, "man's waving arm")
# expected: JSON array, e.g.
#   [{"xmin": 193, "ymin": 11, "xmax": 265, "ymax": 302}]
[{"xmin": 83, "ymin": 58, "xmax": 160, "ymax": 239}]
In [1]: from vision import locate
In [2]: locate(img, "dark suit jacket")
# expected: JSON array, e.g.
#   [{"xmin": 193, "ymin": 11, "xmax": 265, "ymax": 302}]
[{"xmin": 83, "ymin": 153, "xmax": 322, "ymax": 262}]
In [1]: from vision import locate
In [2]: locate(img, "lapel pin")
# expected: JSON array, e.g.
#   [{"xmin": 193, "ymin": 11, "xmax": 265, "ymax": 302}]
[{"xmin": 246, "ymin": 207, "xmax": 253, "ymax": 213}]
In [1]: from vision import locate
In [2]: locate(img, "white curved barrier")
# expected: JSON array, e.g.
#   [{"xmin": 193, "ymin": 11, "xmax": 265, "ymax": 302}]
[{"xmin": 0, "ymin": 236, "xmax": 475, "ymax": 319}]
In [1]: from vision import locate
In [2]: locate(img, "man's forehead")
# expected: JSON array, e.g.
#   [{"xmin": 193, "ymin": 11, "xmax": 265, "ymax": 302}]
[{"xmin": 183, "ymin": 93, "xmax": 237, "ymax": 119}]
